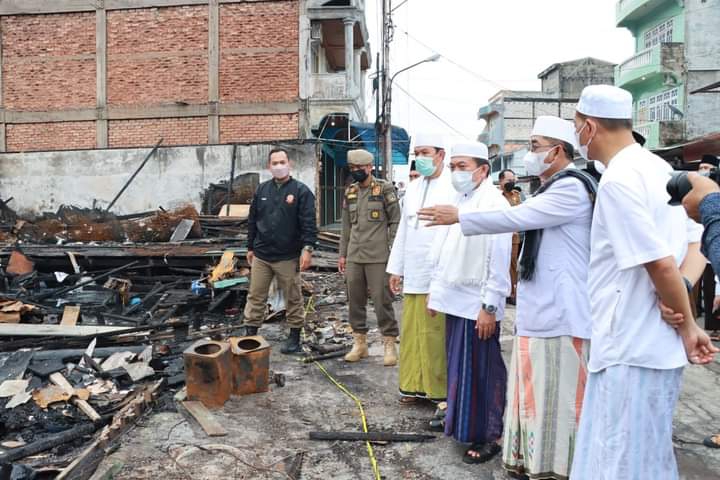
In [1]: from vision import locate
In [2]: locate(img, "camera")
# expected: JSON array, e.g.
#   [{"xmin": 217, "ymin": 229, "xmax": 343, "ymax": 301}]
[{"xmin": 667, "ymin": 170, "xmax": 720, "ymax": 206}]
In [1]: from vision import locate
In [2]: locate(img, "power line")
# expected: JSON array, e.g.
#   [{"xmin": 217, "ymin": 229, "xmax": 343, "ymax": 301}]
[
  {"xmin": 398, "ymin": 29, "xmax": 508, "ymax": 91},
  {"xmin": 393, "ymin": 83, "xmax": 471, "ymax": 139},
  {"xmin": 391, "ymin": 0, "xmax": 409, "ymax": 13}
]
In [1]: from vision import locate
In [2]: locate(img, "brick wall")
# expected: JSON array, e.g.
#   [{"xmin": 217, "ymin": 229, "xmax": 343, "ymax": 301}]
[
  {"xmin": 109, "ymin": 117, "xmax": 208, "ymax": 148},
  {"xmin": 1, "ymin": 1, "xmax": 301, "ymax": 153},
  {"xmin": 220, "ymin": 114, "xmax": 299, "ymax": 143},
  {"xmin": 107, "ymin": 6, "xmax": 209, "ymax": 106},
  {"xmin": 219, "ymin": 1, "xmax": 299, "ymax": 103},
  {"xmin": 6, "ymin": 122, "xmax": 96, "ymax": 152},
  {"xmin": 1, "ymin": 13, "xmax": 96, "ymax": 110}
]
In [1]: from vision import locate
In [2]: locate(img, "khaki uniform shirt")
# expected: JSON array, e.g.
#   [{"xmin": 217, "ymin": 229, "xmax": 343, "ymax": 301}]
[
  {"xmin": 340, "ymin": 177, "xmax": 401, "ymax": 264},
  {"xmin": 502, "ymin": 189, "xmax": 522, "ymax": 245}
]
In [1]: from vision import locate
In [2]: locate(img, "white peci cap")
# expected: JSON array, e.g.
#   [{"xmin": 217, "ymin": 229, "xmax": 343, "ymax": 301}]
[
  {"xmin": 576, "ymin": 85, "xmax": 633, "ymax": 119},
  {"xmin": 451, "ymin": 142, "xmax": 489, "ymax": 161},
  {"xmin": 531, "ymin": 116, "xmax": 579, "ymax": 148},
  {"xmin": 414, "ymin": 133, "xmax": 445, "ymax": 150}
]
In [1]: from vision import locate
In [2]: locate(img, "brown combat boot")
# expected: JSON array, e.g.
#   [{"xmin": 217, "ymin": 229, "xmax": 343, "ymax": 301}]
[
  {"xmin": 344, "ymin": 333, "xmax": 369, "ymax": 362},
  {"xmin": 383, "ymin": 336, "xmax": 398, "ymax": 366}
]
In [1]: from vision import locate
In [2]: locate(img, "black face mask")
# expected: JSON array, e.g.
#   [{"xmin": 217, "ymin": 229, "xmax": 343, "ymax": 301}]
[
  {"xmin": 503, "ymin": 181, "xmax": 516, "ymax": 193},
  {"xmin": 351, "ymin": 169, "xmax": 369, "ymax": 183}
]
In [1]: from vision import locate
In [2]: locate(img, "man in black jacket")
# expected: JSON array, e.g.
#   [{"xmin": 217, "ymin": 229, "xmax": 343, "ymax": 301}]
[{"xmin": 243, "ymin": 147, "xmax": 318, "ymax": 353}]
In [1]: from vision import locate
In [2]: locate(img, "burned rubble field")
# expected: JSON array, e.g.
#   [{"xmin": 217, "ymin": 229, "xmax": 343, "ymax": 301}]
[
  {"xmin": 1, "ymin": 202, "xmax": 720, "ymax": 480},
  {"xmin": 0, "ymin": 195, "xmax": 348, "ymax": 479}
]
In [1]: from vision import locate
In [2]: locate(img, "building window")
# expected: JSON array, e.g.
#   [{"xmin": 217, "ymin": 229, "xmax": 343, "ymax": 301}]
[
  {"xmin": 637, "ymin": 99, "xmax": 648, "ymax": 123},
  {"xmin": 642, "ymin": 88, "xmax": 679, "ymax": 123},
  {"xmin": 643, "ymin": 18, "xmax": 674, "ymax": 49}
]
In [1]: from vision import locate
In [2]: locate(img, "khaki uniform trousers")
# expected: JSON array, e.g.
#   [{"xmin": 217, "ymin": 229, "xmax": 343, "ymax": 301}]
[
  {"xmin": 510, "ymin": 233, "xmax": 520, "ymax": 300},
  {"xmin": 346, "ymin": 261, "xmax": 398, "ymax": 336},
  {"xmin": 243, "ymin": 257, "xmax": 304, "ymax": 328}
]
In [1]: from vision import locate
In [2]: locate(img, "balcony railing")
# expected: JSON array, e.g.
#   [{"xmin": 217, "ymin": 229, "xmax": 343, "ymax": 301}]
[
  {"xmin": 311, "ymin": 74, "xmax": 348, "ymax": 100},
  {"xmin": 615, "ymin": 42, "xmax": 683, "ymax": 88},
  {"xmin": 619, "ymin": 47, "xmax": 654, "ymax": 72},
  {"xmin": 633, "ymin": 120, "xmax": 685, "ymax": 149}
]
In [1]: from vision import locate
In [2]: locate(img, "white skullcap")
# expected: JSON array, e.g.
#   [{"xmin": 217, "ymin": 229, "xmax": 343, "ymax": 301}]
[
  {"xmin": 576, "ymin": 85, "xmax": 633, "ymax": 119},
  {"xmin": 414, "ymin": 133, "xmax": 445, "ymax": 150},
  {"xmin": 451, "ymin": 142, "xmax": 489, "ymax": 161},
  {"xmin": 531, "ymin": 116, "xmax": 579, "ymax": 149}
]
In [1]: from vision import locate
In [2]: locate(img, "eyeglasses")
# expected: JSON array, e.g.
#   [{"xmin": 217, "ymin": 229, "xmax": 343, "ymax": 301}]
[{"xmin": 530, "ymin": 144, "xmax": 560, "ymax": 153}]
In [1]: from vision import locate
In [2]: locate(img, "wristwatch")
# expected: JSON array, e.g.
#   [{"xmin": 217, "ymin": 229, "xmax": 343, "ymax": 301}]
[
  {"xmin": 482, "ymin": 303, "xmax": 497, "ymax": 314},
  {"xmin": 303, "ymin": 245, "xmax": 315, "ymax": 253}
]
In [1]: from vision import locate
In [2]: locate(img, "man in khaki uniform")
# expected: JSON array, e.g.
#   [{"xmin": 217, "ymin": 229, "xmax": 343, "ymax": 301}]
[
  {"xmin": 339, "ymin": 149, "xmax": 401, "ymax": 366},
  {"xmin": 499, "ymin": 169, "xmax": 522, "ymax": 304}
]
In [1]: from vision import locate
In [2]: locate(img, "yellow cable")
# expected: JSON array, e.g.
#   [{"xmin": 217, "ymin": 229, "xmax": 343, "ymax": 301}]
[
  {"xmin": 313, "ymin": 360, "xmax": 381, "ymax": 480},
  {"xmin": 301, "ymin": 295, "xmax": 381, "ymax": 480}
]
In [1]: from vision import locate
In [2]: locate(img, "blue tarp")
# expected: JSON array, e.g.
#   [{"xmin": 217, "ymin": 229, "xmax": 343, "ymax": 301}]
[{"xmin": 312, "ymin": 115, "xmax": 410, "ymax": 168}]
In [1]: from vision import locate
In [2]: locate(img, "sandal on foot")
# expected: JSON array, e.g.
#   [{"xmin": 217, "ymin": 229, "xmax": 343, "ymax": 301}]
[
  {"xmin": 462, "ymin": 442, "xmax": 486, "ymax": 464},
  {"xmin": 462, "ymin": 442, "xmax": 501, "ymax": 464},
  {"xmin": 703, "ymin": 434, "xmax": 720, "ymax": 448},
  {"xmin": 399, "ymin": 396, "xmax": 417, "ymax": 405}
]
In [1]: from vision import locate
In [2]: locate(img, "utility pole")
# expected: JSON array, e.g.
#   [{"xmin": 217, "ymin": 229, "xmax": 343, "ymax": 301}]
[{"xmin": 381, "ymin": 0, "xmax": 392, "ymax": 181}]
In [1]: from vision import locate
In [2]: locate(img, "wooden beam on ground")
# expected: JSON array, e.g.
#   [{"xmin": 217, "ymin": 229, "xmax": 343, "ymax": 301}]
[
  {"xmin": 181, "ymin": 400, "xmax": 228, "ymax": 437},
  {"xmin": 0, "ymin": 324, "xmax": 132, "ymax": 337},
  {"xmin": 49, "ymin": 372, "xmax": 101, "ymax": 422},
  {"xmin": 60, "ymin": 305, "xmax": 81, "ymax": 326},
  {"xmin": 56, "ymin": 380, "xmax": 164, "ymax": 480}
]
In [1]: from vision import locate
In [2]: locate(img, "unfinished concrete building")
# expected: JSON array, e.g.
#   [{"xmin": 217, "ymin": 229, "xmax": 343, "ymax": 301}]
[{"xmin": 477, "ymin": 57, "xmax": 615, "ymax": 177}]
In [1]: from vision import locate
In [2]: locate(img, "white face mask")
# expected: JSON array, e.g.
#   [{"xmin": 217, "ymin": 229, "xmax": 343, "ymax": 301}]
[
  {"xmin": 270, "ymin": 164, "xmax": 290, "ymax": 179},
  {"xmin": 523, "ymin": 150, "xmax": 552, "ymax": 177},
  {"xmin": 575, "ymin": 123, "xmax": 593, "ymax": 161},
  {"xmin": 451, "ymin": 168, "xmax": 481, "ymax": 194}
]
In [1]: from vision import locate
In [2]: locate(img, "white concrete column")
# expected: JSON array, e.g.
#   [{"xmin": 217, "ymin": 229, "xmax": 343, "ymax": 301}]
[
  {"xmin": 343, "ymin": 18, "xmax": 354, "ymax": 97},
  {"xmin": 353, "ymin": 49, "xmax": 362, "ymax": 97}
]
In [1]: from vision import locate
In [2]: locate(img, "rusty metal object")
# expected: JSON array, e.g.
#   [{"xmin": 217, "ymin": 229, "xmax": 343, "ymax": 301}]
[
  {"xmin": 229, "ymin": 336, "xmax": 270, "ymax": 396},
  {"xmin": 183, "ymin": 339, "xmax": 232, "ymax": 408}
]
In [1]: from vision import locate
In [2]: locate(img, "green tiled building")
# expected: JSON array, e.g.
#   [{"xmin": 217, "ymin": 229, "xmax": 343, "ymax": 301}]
[{"xmin": 615, "ymin": 0, "xmax": 720, "ymax": 149}]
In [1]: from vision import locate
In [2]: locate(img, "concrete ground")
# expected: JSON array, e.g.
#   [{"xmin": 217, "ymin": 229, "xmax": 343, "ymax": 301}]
[{"xmin": 95, "ymin": 302, "xmax": 720, "ymax": 480}]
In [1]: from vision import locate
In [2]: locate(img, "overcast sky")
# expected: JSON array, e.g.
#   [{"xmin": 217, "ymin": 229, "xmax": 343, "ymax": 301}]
[{"xmin": 363, "ymin": 0, "xmax": 635, "ymax": 147}]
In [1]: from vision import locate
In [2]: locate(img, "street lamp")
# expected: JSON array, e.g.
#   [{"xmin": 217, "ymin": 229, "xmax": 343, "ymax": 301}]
[{"xmin": 383, "ymin": 53, "xmax": 441, "ymax": 180}]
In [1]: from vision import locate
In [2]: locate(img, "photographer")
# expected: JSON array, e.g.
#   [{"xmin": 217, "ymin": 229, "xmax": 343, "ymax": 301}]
[
  {"xmin": 663, "ymin": 170, "xmax": 720, "ymax": 449},
  {"xmin": 680, "ymin": 172, "xmax": 720, "ymax": 274}
]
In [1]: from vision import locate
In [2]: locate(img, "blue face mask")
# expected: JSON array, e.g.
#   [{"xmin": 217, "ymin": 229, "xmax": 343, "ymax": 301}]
[{"xmin": 415, "ymin": 156, "xmax": 437, "ymax": 177}]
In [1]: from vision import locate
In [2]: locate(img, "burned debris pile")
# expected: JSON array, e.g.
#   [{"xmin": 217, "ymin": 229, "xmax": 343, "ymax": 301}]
[{"xmin": 0, "ymin": 177, "xmax": 343, "ymax": 478}]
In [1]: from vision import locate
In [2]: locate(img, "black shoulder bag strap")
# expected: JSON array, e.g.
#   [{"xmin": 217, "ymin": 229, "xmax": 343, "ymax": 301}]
[{"xmin": 518, "ymin": 169, "xmax": 598, "ymax": 281}]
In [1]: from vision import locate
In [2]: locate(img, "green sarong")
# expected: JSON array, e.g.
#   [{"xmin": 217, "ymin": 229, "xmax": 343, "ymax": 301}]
[{"xmin": 398, "ymin": 294, "xmax": 447, "ymax": 400}]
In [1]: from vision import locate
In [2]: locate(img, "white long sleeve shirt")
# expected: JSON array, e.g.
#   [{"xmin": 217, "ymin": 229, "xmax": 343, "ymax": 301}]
[
  {"xmin": 428, "ymin": 186, "xmax": 512, "ymax": 321},
  {"xmin": 386, "ymin": 168, "xmax": 455, "ymax": 293},
  {"xmin": 458, "ymin": 165, "xmax": 593, "ymax": 339}
]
